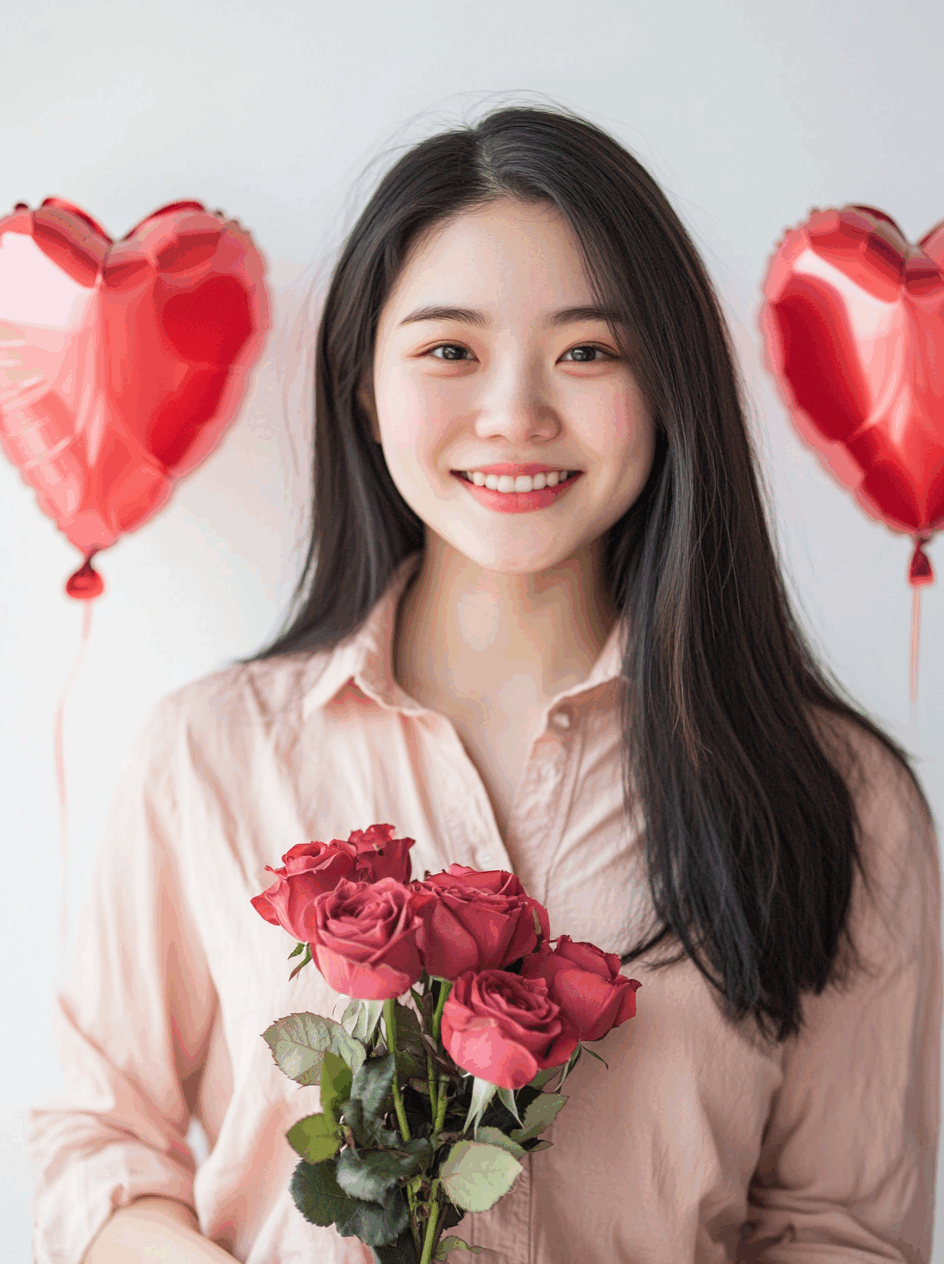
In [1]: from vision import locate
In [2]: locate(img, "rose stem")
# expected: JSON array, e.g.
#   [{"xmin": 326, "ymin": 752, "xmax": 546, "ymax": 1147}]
[
  {"xmin": 418, "ymin": 1179, "xmax": 442, "ymax": 1264},
  {"xmin": 383, "ymin": 998, "xmax": 411, "ymax": 1145},
  {"xmin": 431, "ymin": 980, "xmax": 452, "ymax": 1043},
  {"xmin": 431, "ymin": 981, "xmax": 453, "ymax": 1136},
  {"xmin": 426, "ymin": 1042, "xmax": 439, "ymax": 1122}
]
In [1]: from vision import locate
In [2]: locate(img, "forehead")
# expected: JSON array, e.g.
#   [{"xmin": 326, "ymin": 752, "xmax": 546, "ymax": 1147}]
[{"xmin": 385, "ymin": 199, "xmax": 592, "ymax": 313}]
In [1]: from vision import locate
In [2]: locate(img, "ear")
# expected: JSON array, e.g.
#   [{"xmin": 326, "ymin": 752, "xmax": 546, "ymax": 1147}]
[{"xmin": 356, "ymin": 376, "xmax": 382, "ymax": 445}]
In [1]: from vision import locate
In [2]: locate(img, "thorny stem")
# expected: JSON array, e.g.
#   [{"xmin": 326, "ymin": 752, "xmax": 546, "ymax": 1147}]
[
  {"xmin": 426, "ymin": 1040, "xmax": 439, "ymax": 1122},
  {"xmin": 383, "ymin": 998, "xmax": 411, "ymax": 1144},
  {"xmin": 434, "ymin": 1073, "xmax": 450, "ymax": 1135},
  {"xmin": 431, "ymin": 979, "xmax": 452, "ymax": 1044},
  {"xmin": 430, "ymin": 980, "xmax": 453, "ymax": 1137},
  {"xmin": 418, "ymin": 1179, "xmax": 442, "ymax": 1264}
]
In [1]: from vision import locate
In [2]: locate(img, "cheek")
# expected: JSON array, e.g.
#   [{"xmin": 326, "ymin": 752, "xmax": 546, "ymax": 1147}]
[
  {"xmin": 605, "ymin": 382, "xmax": 656, "ymax": 466},
  {"xmin": 377, "ymin": 377, "xmax": 451, "ymax": 463}
]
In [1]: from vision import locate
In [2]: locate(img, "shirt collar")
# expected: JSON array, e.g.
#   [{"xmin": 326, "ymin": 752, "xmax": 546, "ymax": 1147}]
[{"xmin": 301, "ymin": 549, "xmax": 627, "ymax": 722}]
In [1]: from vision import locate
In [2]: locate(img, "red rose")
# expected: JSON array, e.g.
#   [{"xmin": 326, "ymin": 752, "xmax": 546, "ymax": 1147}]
[
  {"xmin": 519, "ymin": 935, "xmax": 642, "ymax": 1042},
  {"xmin": 250, "ymin": 839, "xmax": 364, "ymax": 940},
  {"xmin": 440, "ymin": 969, "xmax": 578, "ymax": 1090},
  {"xmin": 346, "ymin": 823, "xmax": 415, "ymax": 885},
  {"xmin": 409, "ymin": 864, "xmax": 551, "ymax": 980},
  {"xmin": 307, "ymin": 877, "xmax": 423, "ymax": 1000}
]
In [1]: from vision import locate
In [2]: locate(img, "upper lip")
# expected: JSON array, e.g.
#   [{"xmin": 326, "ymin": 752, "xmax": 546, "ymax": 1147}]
[{"xmin": 450, "ymin": 463, "xmax": 579, "ymax": 476}]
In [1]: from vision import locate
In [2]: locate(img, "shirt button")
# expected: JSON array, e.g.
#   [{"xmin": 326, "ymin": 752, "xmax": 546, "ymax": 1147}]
[
  {"xmin": 479, "ymin": 850, "xmax": 495, "ymax": 866},
  {"xmin": 550, "ymin": 706, "xmax": 574, "ymax": 731}
]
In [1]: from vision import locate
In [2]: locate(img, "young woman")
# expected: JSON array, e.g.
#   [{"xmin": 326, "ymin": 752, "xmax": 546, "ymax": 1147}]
[{"xmin": 32, "ymin": 104, "xmax": 941, "ymax": 1264}]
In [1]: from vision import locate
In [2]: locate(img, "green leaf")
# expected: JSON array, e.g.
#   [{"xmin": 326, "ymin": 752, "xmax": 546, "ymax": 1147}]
[
  {"xmin": 336, "ymin": 1137, "xmax": 433, "ymax": 1202},
  {"xmin": 527, "ymin": 1066, "xmax": 560, "ymax": 1090},
  {"xmin": 524, "ymin": 1138, "xmax": 553, "ymax": 1152},
  {"xmin": 289, "ymin": 1156, "xmax": 355, "ymax": 1228},
  {"xmin": 351, "ymin": 1052, "xmax": 397, "ymax": 1121},
  {"xmin": 262, "ymin": 1013, "xmax": 366, "ymax": 1086},
  {"xmin": 342, "ymin": 997, "xmax": 386, "ymax": 1045},
  {"xmin": 373, "ymin": 1231, "xmax": 421, "ymax": 1263},
  {"xmin": 508, "ymin": 1092, "xmax": 568, "ymax": 1144},
  {"xmin": 392, "ymin": 1003, "xmax": 427, "ymax": 1080},
  {"xmin": 472, "ymin": 1126, "xmax": 526, "ymax": 1159},
  {"xmin": 321, "ymin": 1050, "xmax": 354, "ymax": 1120},
  {"xmin": 339, "ymin": 1096, "xmax": 373, "ymax": 1148},
  {"xmin": 440, "ymin": 1201, "xmax": 464, "ymax": 1232},
  {"xmin": 290, "ymin": 1158, "xmax": 409, "ymax": 1246},
  {"xmin": 462, "ymin": 1076, "xmax": 498, "ymax": 1138},
  {"xmin": 470, "ymin": 1132, "xmax": 528, "ymax": 1157},
  {"xmin": 340, "ymin": 1095, "xmax": 402, "ymax": 1149},
  {"xmin": 289, "ymin": 943, "xmax": 313, "ymax": 980},
  {"xmin": 288, "ymin": 941, "xmax": 306, "ymax": 959},
  {"xmin": 286, "ymin": 1111, "xmax": 342, "ymax": 1165},
  {"xmin": 556, "ymin": 1045, "xmax": 582, "ymax": 1090},
  {"xmin": 439, "ymin": 1140, "xmax": 522, "ymax": 1213},
  {"xmin": 496, "ymin": 1087, "xmax": 521, "ymax": 1125},
  {"xmin": 581, "ymin": 1043, "xmax": 610, "ymax": 1069},
  {"xmin": 434, "ymin": 1236, "xmax": 483, "ymax": 1259}
]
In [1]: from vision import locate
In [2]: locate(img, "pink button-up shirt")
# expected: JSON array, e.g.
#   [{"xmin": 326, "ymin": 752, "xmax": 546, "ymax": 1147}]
[{"xmin": 29, "ymin": 550, "xmax": 942, "ymax": 1263}]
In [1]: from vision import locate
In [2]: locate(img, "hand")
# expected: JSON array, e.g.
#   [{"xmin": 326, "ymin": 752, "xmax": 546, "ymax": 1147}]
[{"xmin": 82, "ymin": 1196, "xmax": 235, "ymax": 1263}]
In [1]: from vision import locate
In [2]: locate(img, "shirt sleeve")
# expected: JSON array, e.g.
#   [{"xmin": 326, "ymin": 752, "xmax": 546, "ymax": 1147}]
[
  {"xmin": 736, "ymin": 732, "xmax": 943, "ymax": 1264},
  {"xmin": 29, "ymin": 693, "xmax": 218, "ymax": 1264}
]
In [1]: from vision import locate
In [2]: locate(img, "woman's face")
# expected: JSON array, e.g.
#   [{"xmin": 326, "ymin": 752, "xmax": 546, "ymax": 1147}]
[{"xmin": 359, "ymin": 197, "xmax": 657, "ymax": 576}]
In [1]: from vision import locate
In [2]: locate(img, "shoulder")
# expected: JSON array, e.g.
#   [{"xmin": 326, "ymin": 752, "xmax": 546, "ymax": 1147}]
[
  {"xmin": 138, "ymin": 649, "xmax": 336, "ymax": 760},
  {"xmin": 808, "ymin": 704, "xmax": 940, "ymax": 970}
]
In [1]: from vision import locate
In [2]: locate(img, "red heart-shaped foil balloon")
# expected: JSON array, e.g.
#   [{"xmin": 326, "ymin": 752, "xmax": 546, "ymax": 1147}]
[
  {"xmin": 760, "ymin": 205, "xmax": 944, "ymax": 587},
  {"xmin": 0, "ymin": 198, "xmax": 270, "ymax": 595}
]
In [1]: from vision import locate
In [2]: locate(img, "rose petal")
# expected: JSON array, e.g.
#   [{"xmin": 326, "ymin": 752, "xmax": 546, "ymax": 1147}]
[
  {"xmin": 441, "ymin": 1012, "xmax": 539, "ymax": 1091},
  {"xmin": 553, "ymin": 935, "xmax": 621, "ymax": 979},
  {"xmin": 249, "ymin": 890, "xmax": 281, "ymax": 926},
  {"xmin": 313, "ymin": 943, "xmax": 415, "ymax": 1000},
  {"xmin": 420, "ymin": 899, "xmax": 485, "ymax": 979}
]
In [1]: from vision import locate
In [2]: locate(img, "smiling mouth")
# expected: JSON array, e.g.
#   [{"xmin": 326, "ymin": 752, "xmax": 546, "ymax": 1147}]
[{"xmin": 452, "ymin": 470, "xmax": 580, "ymax": 490}]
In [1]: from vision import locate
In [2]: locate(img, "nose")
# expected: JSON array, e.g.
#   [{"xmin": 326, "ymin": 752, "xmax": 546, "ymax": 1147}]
[{"xmin": 471, "ymin": 367, "xmax": 562, "ymax": 445}]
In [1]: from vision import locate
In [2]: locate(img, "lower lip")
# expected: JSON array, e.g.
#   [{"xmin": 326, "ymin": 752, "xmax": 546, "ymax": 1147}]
[{"xmin": 451, "ymin": 471, "xmax": 583, "ymax": 513}]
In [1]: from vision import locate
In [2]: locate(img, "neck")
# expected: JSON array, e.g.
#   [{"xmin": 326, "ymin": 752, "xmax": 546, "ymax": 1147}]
[{"xmin": 394, "ymin": 534, "xmax": 618, "ymax": 712}]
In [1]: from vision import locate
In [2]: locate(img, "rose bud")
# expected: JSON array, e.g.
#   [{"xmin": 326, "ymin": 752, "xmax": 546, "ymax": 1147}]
[
  {"xmin": 409, "ymin": 863, "xmax": 551, "ymax": 980},
  {"xmin": 346, "ymin": 823, "xmax": 415, "ymax": 885},
  {"xmin": 519, "ymin": 935, "xmax": 642, "ymax": 1043},
  {"xmin": 441, "ymin": 969, "xmax": 578, "ymax": 1091},
  {"xmin": 306, "ymin": 876, "xmax": 423, "ymax": 1000},
  {"xmin": 250, "ymin": 839, "xmax": 365, "ymax": 941}
]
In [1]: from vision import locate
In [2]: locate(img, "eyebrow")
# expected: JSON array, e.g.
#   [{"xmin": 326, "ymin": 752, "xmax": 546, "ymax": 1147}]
[{"xmin": 397, "ymin": 304, "xmax": 626, "ymax": 329}]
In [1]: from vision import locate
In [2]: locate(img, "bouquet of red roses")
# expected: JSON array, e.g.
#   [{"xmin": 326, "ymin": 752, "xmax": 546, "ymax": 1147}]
[{"xmin": 251, "ymin": 824, "xmax": 641, "ymax": 1263}]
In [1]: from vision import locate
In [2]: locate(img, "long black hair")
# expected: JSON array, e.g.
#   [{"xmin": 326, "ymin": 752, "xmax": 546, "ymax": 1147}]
[{"xmin": 235, "ymin": 100, "xmax": 933, "ymax": 1047}]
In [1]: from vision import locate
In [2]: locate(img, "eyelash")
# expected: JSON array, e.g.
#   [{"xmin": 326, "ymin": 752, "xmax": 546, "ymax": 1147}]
[{"xmin": 425, "ymin": 342, "xmax": 616, "ymax": 364}]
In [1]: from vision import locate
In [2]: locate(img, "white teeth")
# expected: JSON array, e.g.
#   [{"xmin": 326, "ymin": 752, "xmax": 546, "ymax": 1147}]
[{"xmin": 464, "ymin": 470, "xmax": 572, "ymax": 493}]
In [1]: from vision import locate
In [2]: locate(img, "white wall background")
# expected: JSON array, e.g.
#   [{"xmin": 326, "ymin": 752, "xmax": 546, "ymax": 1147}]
[{"xmin": 2, "ymin": 1, "xmax": 942, "ymax": 1259}]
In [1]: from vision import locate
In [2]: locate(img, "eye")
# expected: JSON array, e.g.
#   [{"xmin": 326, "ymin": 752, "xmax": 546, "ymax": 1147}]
[
  {"xmin": 428, "ymin": 343, "xmax": 472, "ymax": 361},
  {"xmin": 560, "ymin": 344, "xmax": 616, "ymax": 363},
  {"xmin": 425, "ymin": 342, "xmax": 616, "ymax": 363}
]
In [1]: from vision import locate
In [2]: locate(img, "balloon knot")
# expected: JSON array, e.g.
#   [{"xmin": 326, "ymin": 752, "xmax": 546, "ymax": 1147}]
[
  {"xmin": 908, "ymin": 535, "xmax": 934, "ymax": 588},
  {"xmin": 66, "ymin": 556, "xmax": 104, "ymax": 600}
]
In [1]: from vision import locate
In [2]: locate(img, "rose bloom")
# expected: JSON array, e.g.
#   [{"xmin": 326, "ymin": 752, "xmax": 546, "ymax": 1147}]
[
  {"xmin": 250, "ymin": 826, "xmax": 415, "ymax": 941},
  {"xmin": 250, "ymin": 839, "xmax": 366, "ymax": 941},
  {"xmin": 306, "ymin": 876, "xmax": 423, "ymax": 1000},
  {"xmin": 441, "ymin": 969, "xmax": 579, "ymax": 1091},
  {"xmin": 346, "ymin": 823, "xmax": 415, "ymax": 885},
  {"xmin": 409, "ymin": 864, "xmax": 551, "ymax": 980},
  {"xmin": 519, "ymin": 935, "xmax": 642, "ymax": 1042}
]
